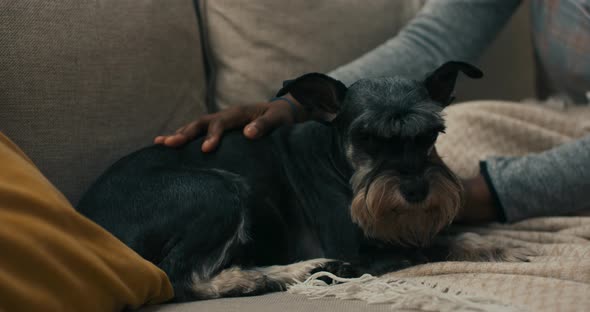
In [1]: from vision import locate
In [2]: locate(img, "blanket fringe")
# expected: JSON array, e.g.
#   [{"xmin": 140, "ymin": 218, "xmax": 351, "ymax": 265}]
[{"xmin": 288, "ymin": 272, "xmax": 522, "ymax": 312}]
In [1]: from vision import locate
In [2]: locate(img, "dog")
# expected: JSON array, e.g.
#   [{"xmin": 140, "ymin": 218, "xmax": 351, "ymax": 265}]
[{"xmin": 77, "ymin": 61, "xmax": 528, "ymax": 302}]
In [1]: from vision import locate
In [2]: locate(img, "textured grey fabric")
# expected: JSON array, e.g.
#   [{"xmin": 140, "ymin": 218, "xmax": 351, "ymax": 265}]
[
  {"xmin": 484, "ymin": 134, "xmax": 590, "ymax": 222},
  {"xmin": 140, "ymin": 293, "xmax": 393, "ymax": 312},
  {"xmin": 327, "ymin": 0, "xmax": 590, "ymax": 221},
  {"xmin": 328, "ymin": 0, "xmax": 522, "ymax": 84},
  {"xmin": 0, "ymin": 0, "xmax": 207, "ymax": 204}
]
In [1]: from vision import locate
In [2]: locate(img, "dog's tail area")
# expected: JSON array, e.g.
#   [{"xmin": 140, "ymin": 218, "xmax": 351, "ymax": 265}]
[
  {"xmin": 152, "ymin": 168, "xmax": 252, "ymax": 302},
  {"xmin": 151, "ymin": 168, "xmax": 347, "ymax": 301},
  {"xmin": 150, "ymin": 168, "xmax": 357, "ymax": 301}
]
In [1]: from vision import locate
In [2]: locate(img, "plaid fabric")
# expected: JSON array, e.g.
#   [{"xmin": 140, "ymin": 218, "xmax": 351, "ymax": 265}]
[{"xmin": 531, "ymin": 0, "xmax": 590, "ymax": 104}]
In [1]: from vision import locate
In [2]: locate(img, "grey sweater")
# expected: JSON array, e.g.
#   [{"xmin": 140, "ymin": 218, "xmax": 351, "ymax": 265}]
[{"xmin": 329, "ymin": 0, "xmax": 590, "ymax": 222}]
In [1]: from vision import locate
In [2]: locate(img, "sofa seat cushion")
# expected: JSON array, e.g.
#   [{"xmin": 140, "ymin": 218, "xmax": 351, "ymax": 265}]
[{"xmin": 139, "ymin": 292, "xmax": 392, "ymax": 312}]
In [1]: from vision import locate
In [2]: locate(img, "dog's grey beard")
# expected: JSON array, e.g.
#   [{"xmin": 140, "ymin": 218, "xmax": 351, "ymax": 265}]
[{"xmin": 350, "ymin": 166, "xmax": 463, "ymax": 247}]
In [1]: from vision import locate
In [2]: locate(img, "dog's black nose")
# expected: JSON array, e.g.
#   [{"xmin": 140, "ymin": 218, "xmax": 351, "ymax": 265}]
[{"xmin": 400, "ymin": 179, "xmax": 429, "ymax": 203}]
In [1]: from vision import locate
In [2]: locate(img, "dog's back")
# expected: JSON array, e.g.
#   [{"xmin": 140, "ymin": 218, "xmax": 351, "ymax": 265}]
[
  {"xmin": 77, "ymin": 131, "xmax": 296, "ymax": 297},
  {"xmin": 77, "ymin": 123, "xmax": 363, "ymax": 301},
  {"xmin": 78, "ymin": 131, "xmax": 279, "ymax": 237}
]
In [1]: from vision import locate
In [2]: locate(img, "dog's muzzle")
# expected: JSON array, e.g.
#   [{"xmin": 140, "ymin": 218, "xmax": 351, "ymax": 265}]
[{"xmin": 350, "ymin": 166, "xmax": 463, "ymax": 247}]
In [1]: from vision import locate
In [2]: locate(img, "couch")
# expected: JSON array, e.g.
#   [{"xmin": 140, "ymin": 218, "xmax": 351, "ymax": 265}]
[{"xmin": 0, "ymin": 1, "xmax": 535, "ymax": 311}]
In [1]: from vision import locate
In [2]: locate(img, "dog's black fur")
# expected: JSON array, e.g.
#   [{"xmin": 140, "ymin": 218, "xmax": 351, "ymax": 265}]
[{"xmin": 77, "ymin": 62, "xmax": 524, "ymax": 302}]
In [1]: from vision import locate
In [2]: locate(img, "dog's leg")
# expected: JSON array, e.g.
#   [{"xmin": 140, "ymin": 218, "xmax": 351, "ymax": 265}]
[
  {"xmin": 152, "ymin": 169, "xmax": 256, "ymax": 301},
  {"xmin": 428, "ymin": 233, "xmax": 533, "ymax": 262},
  {"xmin": 151, "ymin": 169, "xmax": 357, "ymax": 301},
  {"xmin": 348, "ymin": 233, "xmax": 533, "ymax": 279},
  {"xmin": 190, "ymin": 259, "xmax": 357, "ymax": 299}
]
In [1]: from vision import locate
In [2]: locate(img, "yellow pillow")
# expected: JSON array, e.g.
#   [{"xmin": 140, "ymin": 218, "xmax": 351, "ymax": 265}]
[{"xmin": 0, "ymin": 132, "xmax": 173, "ymax": 311}]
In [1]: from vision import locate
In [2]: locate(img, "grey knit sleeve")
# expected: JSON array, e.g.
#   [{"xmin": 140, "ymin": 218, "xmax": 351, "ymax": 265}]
[
  {"xmin": 328, "ymin": 0, "xmax": 522, "ymax": 85},
  {"xmin": 481, "ymin": 135, "xmax": 590, "ymax": 223}
]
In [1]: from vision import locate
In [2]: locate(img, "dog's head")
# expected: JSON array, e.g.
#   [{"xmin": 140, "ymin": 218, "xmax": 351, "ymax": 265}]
[{"xmin": 280, "ymin": 61, "xmax": 483, "ymax": 247}]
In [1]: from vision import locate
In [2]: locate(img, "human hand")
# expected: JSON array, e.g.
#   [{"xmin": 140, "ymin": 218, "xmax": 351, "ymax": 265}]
[
  {"xmin": 154, "ymin": 94, "xmax": 306, "ymax": 152},
  {"xmin": 456, "ymin": 174, "xmax": 498, "ymax": 224}
]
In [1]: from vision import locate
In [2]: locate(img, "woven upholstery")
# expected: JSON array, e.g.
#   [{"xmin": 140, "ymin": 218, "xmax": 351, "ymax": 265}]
[{"xmin": 0, "ymin": 0, "xmax": 207, "ymax": 204}]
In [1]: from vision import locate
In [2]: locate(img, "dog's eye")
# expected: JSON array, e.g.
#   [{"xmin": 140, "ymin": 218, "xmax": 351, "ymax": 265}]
[
  {"xmin": 352, "ymin": 134, "xmax": 385, "ymax": 156},
  {"xmin": 363, "ymin": 136, "xmax": 383, "ymax": 155},
  {"xmin": 414, "ymin": 133, "xmax": 438, "ymax": 156},
  {"xmin": 416, "ymin": 133, "xmax": 438, "ymax": 146}
]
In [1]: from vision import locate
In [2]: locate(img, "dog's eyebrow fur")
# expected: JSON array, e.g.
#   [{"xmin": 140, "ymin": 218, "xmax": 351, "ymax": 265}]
[
  {"xmin": 394, "ymin": 85, "xmax": 425, "ymax": 105},
  {"xmin": 350, "ymin": 102, "xmax": 444, "ymax": 139}
]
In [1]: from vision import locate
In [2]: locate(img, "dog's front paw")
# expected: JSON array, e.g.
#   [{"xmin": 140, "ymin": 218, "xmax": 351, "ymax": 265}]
[
  {"xmin": 309, "ymin": 260, "xmax": 361, "ymax": 284},
  {"xmin": 490, "ymin": 246, "xmax": 534, "ymax": 262},
  {"xmin": 447, "ymin": 233, "xmax": 534, "ymax": 262}
]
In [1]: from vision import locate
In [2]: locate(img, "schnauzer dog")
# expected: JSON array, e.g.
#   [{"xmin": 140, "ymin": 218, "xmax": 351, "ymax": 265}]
[{"xmin": 77, "ymin": 61, "xmax": 527, "ymax": 302}]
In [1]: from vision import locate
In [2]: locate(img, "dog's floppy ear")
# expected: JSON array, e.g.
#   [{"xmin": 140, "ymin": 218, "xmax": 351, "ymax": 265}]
[
  {"xmin": 423, "ymin": 61, "xmax": 483, "ymax": 106},
  {"xmin": 276, "ymin": 73, "xmax": 347, "ymax": 115}
]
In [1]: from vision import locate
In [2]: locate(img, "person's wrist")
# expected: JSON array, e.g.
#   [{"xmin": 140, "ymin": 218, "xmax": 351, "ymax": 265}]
[{"xmin": 456, "ymin": 174, "xmax": 498, "ymax": 224}]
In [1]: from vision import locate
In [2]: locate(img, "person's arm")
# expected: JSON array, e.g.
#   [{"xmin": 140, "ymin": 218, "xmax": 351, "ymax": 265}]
[
  {"xmin": 329, "ymin": 0, "xmax": 522, "ymax": 85},
  {"xmin": 457, "ymin": 135, "xmax": 590, "ymax": 223},
  {"xmin": 480, "ymin": 135, "xmax": 590, "ymax": 222}
]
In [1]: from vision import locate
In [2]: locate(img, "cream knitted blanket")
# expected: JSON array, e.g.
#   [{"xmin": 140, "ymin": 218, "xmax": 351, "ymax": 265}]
[{"xmin": 290, "ymin": 101, "xmax": 590, "ymax": 312}]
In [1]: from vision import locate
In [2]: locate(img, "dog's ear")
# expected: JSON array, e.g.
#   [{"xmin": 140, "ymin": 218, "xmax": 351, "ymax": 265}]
[
  {"xmin": 276, "ymin": 73, "xmax": 347, "ymax": 115},
  {"xmin": 423, "ymin": 61, "xmax": 483, "ymax": 106}
]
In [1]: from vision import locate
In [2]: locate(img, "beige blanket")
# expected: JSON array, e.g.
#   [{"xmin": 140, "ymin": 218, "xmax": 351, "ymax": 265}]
[{"xmin": 290, "ymin": 101, "xmax": 590, "ymax": 312}]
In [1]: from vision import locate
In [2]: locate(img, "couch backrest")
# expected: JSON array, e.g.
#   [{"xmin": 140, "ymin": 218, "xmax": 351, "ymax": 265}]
[
  {"xmin": 201, "ymin": 0, "xmax": 534, "ymax": 110},
  {"xmin": 456, "ymin": 3, "xmax": 534, "ymax": 102},
  {"xmin": 0, "ymin": 0, "xmax": 207, "ymax": 204},
  {"xmin": 200, "ymin": 0, "xmax": 427, "ymax": 110}
]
